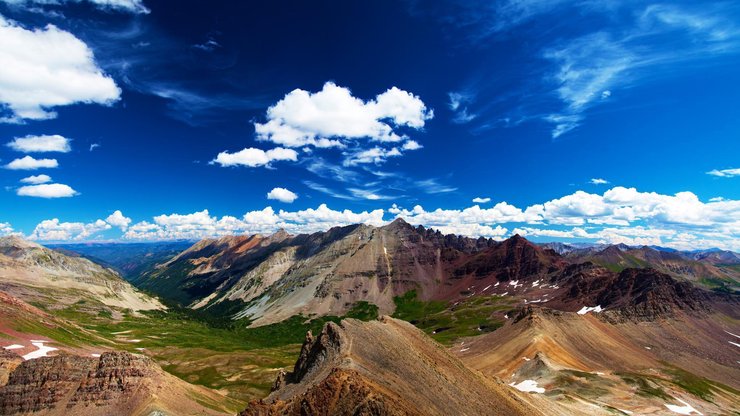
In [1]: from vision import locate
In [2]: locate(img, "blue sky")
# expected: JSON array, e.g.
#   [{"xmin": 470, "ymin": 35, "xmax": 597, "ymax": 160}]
[{"xmin": 0, "ymin": 0, "xmax": 739, "ymax": 250}]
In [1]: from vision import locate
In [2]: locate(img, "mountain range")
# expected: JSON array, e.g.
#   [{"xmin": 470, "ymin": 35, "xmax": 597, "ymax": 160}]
[{"xmin": 0, "ymin": 222, "xmax": 738, "ymax": 415}]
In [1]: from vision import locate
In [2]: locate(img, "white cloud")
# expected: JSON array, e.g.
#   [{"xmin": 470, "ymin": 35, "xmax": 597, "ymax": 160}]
[
  {"xmin": 20, "ymin": 174, "xmax": 52, "ymax": 184},
  {"xmin": 0, "ymin": 16, "xmax": 120, "ymax": 122},
  {"xmin": 266, "ymin": 187, "xmax": 298, "ymax": 203},
  {"xmin": 7, "ymin": 134, "xmax": 70, "ymax": 152},
  {"xmin": 0, "ymin": 0, "xmax": 149, "ymax": 13},
  {"xmin": 589, "ymin": 178, "xmax": 609, "ymax": 185},
  {"xmin": 255, "ymin": 82, "xmax": 432, "ymax": 148},
  {"xmin": 542, "ymin": 4, "xmax": 740, "ymax": 138},
  {"xmin": 402, "ymin": 140, "xmax": 422, "ymax": 151},
  {"xmin": 343, "ymin": 146, "xmax": 402, "ymax": 166},
  {"xmin": 448, "ymin": 91, "xmax": 477, "ymax": 124},
  {"xmin": 123, "ymin": 204, "xmax": 386, "ymax": 240},
  {"xmin": 707, "ymin": 168, "xmax": 740, "ymax": 178},
  {"xmin": 211, "ymin": 147, "xmax": 298, "ymax": 168},
  {"xmin": 472, "ymin": 197, "xmax": 491, "ymax": 204},
  {"xmin": 19, "ymin": 185, "xmax": 740, "ymax": 250},
  {"xmin": 30, "ymin": 218, "xmax": 110, "ymax": 240},
  {"xmin": 0, "ymin": 222, "xmax": 15, "ymax": 236},
  {"xmin": 5, "ymin": 156, "xmax": 58, "ymax": 170},
  {"xmin": 17, "ymin": 183, "xmax": 77, "ymax": 198},
  {"xmin": 348, "ymin": 188, "xmax": 393, "ymax": 201},
  {"xmin": 105, "ymin": 210, "xmax": 131, "ymax": 230}
]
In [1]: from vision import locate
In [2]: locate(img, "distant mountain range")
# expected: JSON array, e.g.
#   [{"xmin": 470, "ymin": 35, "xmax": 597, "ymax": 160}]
[{"xmin": 1, "ymin": 223, "xmax": 738, "ymax": 415}]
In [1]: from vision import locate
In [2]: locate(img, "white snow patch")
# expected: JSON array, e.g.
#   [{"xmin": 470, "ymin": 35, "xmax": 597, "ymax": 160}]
[
  {"xmin": 91, "ymin": 353, "xmax": 101, "ymax": 357},
  {"xmin": 664, "ymin": 399, "xmax": 702, "ymax": 415},
  {"xmin": 645, "ymin": 346, "xmax": 652, "ymax": 350},
  {"xmin": 22, "ymin": 341, "xmax": 57, "ymax": 360},
  {"xmin": 532, "ymin": 280, "xmax": 540, "ymax": 287},
  {"xmin": 577, "ymin": 305, "xmax": 603, "ymax": 315},
  {"xmin": 504, "ymin": 314, "xmax": 509, "ymax": 319},
  {"xmin": 483, "ymin": 284, "xmax": 492, "ymax": 291},
  {"xmin": 135, "ymin": 347, "xmax": 145, "ymax": 351},
  {"xmin": 522, "ymin": 357, "xmax": 530, "ymax": 361},
  {"xmin": 127, "ymin": 339, "xmax": 142, "ymax": 343},
  {"xmin": 729, "ymin": 341, "xmax": 740, "ymax": 348},
  {"xmin": 508, "ymin": 280, "xmax": 519, "ymax": 286},
  {"xmin": 509, "ymin": 379, "xmax": 545, "ymax": 393},
  {"xmin": 460, "ymin": 348, "xmax": 470, "ymax": 352},
  {"xmin": 617, "ymin": 409, "xmax": 633, "ymax": 415},
  {"xmin": 500, "ymin": 292, "xmax": 508, "ymax": 296},
  {"xmin": 494, "ymin": 282, "xmax": 500, "ymax": 287},
  {"xmin": 3, "ymin": 344, "xmax": 24, "ymax": 350},
  {"xmin": 724, "ymin": 330, "xmax": 740, "ymax": 339}
]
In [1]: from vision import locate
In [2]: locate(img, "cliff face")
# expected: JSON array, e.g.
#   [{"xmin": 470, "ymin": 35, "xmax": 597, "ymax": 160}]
[
  {"xmin": 0, "ymin": 350, "xmax": 22, "ymax": 386},
  {"xmin": 0, "ymin": 352, "xmax": 155, "ymax": 415},
  {"xmin": 0, "ymin": 351, "xmax": 232, "ymax": 416}
]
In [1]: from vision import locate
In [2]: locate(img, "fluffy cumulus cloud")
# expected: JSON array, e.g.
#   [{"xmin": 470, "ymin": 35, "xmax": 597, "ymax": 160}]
[
  {"xmin": 0, "ymin": 222, "xmax": 15, "ymax": 236},
  {"xmin": 20, "ymin": 174, "xmax": 51, "ymax": 184},
  {"xmin": 105, "ymin": 210, "xmax": 131, "ymax": 230},
  {"xmin": 589, "ymin": 178, "xmax": 608, "ymax": 185},
  {"xmin": 266, "ymin": 187, "xmax": 298, "ymax": 203},
  {"xmin": 0, "ymin": 0, "xmax": 149, "ymax": 13},
  {"xmin": 0, "ymin": 16, "xmax": 120, "ymax": 122},
  {"xmin": 707, "ymin": 168, "xmax": 740, "ymax": 178},
  {"xmin": 30, "ymin": 218, "xmax": 110, "ymax": 240},
  {"xmin": 255, "ymin": 82, "xmax": 432, "ymax": 147},
  {"xmin": 17, "ymin": 183, "xmax": 77, "ymax": 198},
  {"xmin": 472, "ymin": 197, "xmax": 491, "ymax": 204},
  {"xmin": 7, "ymin": 134, "xmax": 71, "ymax": 152},
  {"xmin": 5, "ymin": 156, "xmax": 58, "ymax": 170},
  {"xmin": 245, "ymin": 82, "xmax": 432, "ymax": 167},
  {"xmin": 122, "ymin": 205, "xmax": 386, "ymax": 240},
  {"xmin": 22, "ymin": 186, "xmax": 740, "ymax": 250},
  {"xmin": 211, "ymin": 147, "xmax": 297, "ymax": 168}
]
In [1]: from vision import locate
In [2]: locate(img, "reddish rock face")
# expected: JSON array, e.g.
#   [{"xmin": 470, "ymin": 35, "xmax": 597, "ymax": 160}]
[{"xmin": 0, "ymin": 352, "xmax": 156, "ymax": 415}]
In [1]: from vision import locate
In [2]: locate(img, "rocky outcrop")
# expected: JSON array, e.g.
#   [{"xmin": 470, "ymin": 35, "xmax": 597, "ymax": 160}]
[
  {"xmin": 0, "ymin": 350, "xmax": 22, "ymax": 386},
  {"xmin": 0, "ymin": 351, "xmax": 231, "ymax": 416},
  {"xmin": 240, "ymin": 317, "xmax": 535, "ymax": 416},
  {"xmin": 0, "ymin": 352, "xmax": 156, "ymax": 414}
]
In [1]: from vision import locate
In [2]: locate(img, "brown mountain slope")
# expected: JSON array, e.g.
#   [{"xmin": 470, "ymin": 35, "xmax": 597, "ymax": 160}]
[
  {"xmin": 240, "ymin": 316, "xmax": 536, "ymax": 416},
  {"xmin": 0, "ymin": 351, "xmax": 234, "ymax": 415},
  {"xmin": 141, "ymin": 220, "xmax": 567, "ymax": 325},
  {"xmin": 456, "ymin": 306, "xmax": 740, "ymax": 415},
  {"xmin": 0, "ymin": 236, "xmax": 162, "ymax": 311}
]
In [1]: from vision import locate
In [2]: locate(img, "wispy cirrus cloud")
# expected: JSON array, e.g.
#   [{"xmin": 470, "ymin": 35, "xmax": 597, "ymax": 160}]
[
  {"xmin": 415, "ymin": 2, "xmax": 740, "ymax": 139},
  {"xmin": 542, "ymin": 3, "xmax": 740, "ymax": 138},
  {"xmin": 0, "ymin": 0, "xmax": 150, "ymax": 14},
  {"xmin": 707, "ymin": 168, "xmax": 740, "ymax": 178}
]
